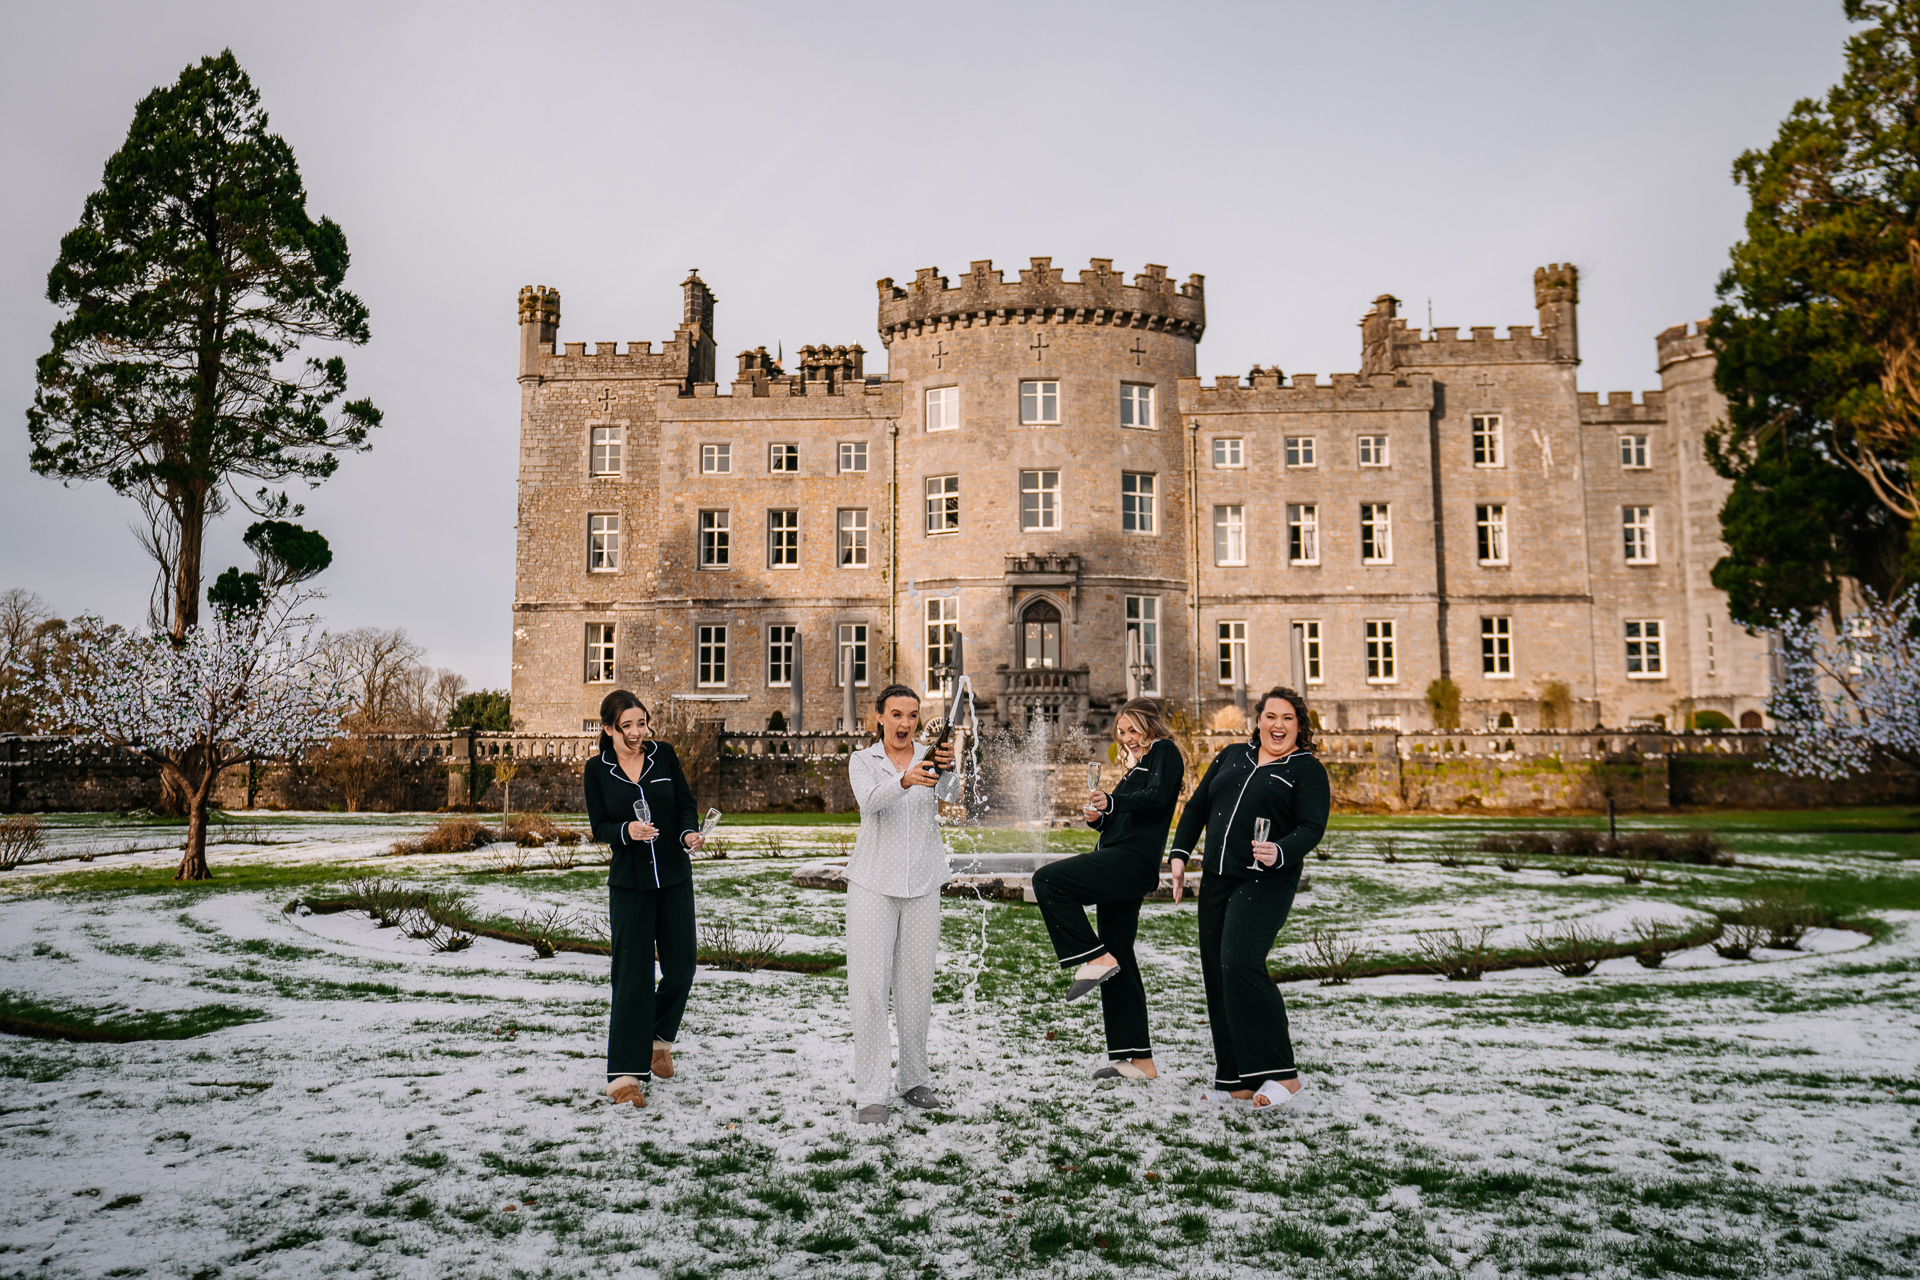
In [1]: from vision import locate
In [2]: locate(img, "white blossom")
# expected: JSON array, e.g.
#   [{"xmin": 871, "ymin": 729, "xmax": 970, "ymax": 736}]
[{"xmin": 1765, "ymin": 586, "xmax": 1920, "ymax": 779}]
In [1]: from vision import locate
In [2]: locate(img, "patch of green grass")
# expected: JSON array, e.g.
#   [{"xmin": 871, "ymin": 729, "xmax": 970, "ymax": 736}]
[{"xmin": 0, "ymin": 991, "xmax": 267, "ymax": 1043}]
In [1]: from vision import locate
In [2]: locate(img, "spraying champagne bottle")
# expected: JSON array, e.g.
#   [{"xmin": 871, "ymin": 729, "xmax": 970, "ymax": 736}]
[{"xmin": 923, "ymin": 717, "xmax": 963, "ymax": 803}]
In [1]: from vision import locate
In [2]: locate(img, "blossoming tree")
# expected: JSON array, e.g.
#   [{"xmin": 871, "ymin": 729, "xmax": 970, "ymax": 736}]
[
  {"xmin": 34, "ymin": 588, "xmax": 353, "ymax": 880},
  {"xmin": 1767, "ymin": 585, "xmax": 1920, "ymax": 779}
]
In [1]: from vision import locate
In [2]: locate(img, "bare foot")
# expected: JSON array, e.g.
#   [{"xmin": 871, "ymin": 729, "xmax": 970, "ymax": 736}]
[
  {"xmin": 1130, "ymin": 1058, "xmax": 1158, "ymax": 1079},
  {"xmin": 1251, "ymin": 1079, "xmax": 1303, "ymax": 1107},
  {"xmin": 1090, "ymin": 955, "xmax": 1118, "ymax": 969}
]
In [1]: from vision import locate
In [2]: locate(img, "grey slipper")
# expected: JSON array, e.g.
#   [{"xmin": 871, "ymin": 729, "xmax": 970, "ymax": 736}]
[
  {"xmin": 856, "ymin": 1103, "xmax": 890, "ymax": 1124},
  {"xmin": 1065, "ymin": 962, "xmax": 1122, "ymax": 1003},
  {"xmin": 899, "ymin": 1085, "xmax": 944, "ymax": 1110}
]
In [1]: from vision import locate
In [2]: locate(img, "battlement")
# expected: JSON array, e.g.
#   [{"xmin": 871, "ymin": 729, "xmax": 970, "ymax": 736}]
[
  {"xmin": 518, "ymin": 285, "xmax": 560, "ymax": 329},
  {"xmin": 1359, "ymin": 264, "xmax": 1578, "ymax": 375},
  {"xmin": 1656, "ymin": 319, "xmax": 1711, "ymax": 371},
  {"xmin": 1368, "ymin": 318, "xmax": 1560, "ymax": 367},
  {"xmin": 1578, "ymin": 389, "xmax": 1667, "ymax": 424},
  {"xmin": 657, "ymin": 377, "xmax": 902, "ymax": 419},
  {"xmin": 877, "ymin": 256, "xmax": 1205, "ymax": 343},
  {"xmin": 1178, "ymin": 370, "xmax": 1434, "ymax": 415},
  {"xmin": 533, "ymin": 332, "xmax": 694, "ymax": 380}
]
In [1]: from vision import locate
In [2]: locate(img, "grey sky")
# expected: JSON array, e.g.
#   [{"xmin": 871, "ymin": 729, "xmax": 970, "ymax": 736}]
[{"xmin": 0, "ymin": 0, "xmax": 1853, "ymax": 688}]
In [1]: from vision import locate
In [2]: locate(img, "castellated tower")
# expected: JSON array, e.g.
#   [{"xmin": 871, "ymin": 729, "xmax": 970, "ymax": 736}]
[{"xmin": 879, "ymin": 258, "xmax": 1206, "ymax": 720}]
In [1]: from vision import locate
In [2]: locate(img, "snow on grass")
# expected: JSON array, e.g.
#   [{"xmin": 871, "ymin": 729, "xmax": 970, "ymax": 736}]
[{"xmin": 0, "ymin": 813, "xmax": 1916, "ymax": 1277}]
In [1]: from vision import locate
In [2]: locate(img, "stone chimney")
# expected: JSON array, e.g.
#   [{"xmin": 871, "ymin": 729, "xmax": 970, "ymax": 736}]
[
  {"xmin": 517, "ymin": 286, "xmax": 560, "ymax": 381},
  {"xmin": 1533, "ymin": 264, "xmax": 1579, "ymax": 364}
]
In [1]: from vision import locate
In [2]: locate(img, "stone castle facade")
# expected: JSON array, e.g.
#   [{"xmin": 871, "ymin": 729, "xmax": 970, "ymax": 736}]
[{"xmin": 510, "ymin": 257, "xmax": 1770, "ymax": 736}]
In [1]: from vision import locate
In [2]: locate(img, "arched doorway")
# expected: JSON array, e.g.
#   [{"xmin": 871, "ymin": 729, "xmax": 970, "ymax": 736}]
[
  {"xmin": 1020, "ymin": 598, "xmax": 1061, "ymax": 669},
  {"xmin": 1739, "ymin": 710, "xmax": 1763, "ymax": 729}
]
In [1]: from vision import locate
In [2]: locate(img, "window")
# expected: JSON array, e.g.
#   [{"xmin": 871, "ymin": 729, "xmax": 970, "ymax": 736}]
[
  {"xmin": 1300, "ymin": 619, "xmax": 1323, "ymax": 684},
  {"xmin": 701, "ymin": 443, "xmax": 732, "ymax": 474},
  {"xmin": 1212, "ymin": 437, "xmax": 1244, "ymax": 468},
  {"xmin": 837, "ymin": 509, "xmax": 868, "ymax": 567},
  {"xmin": 839, "ymin": 441, "xmax": 869, "ymax": 472},
  {"xmin": 838, "ymin": 623, "xmax": 869, "ymax": 687},
  {"xmin": 1361, "ymin": 503, "xmax": 1392, "ymax": 563},
  {"xmin": 926, "ymin": 386, "xmax": 959, "ymax": 432},
  {"xmin": 1120, "ymin": 383, "xmax": 1155, "ymax": 428},
  {"xmin": 1475, "ymin": 504, "xmax": 1508, "ymax": 565},
  {"xmin": 1213, "ymin": 505, "xmax": 1246, "ymax": 565},
  {"xmin": 925, "ymin": 474, "xmax": 960, "ymax": 533},
  {"xmin": 1021, "ymin": 600, "xmax": 1062, "ymax": 669},
  {"xmin": 1482, "ymin": 616, "xmax": 1513, "ymax": 677},
  {"xmin": 1471, "ymin": 415, "xmax": 1503, "ymax": 466},
  {"xmin": 768, "ymin": 509, "xmax": 799, "ymax": 568},
  {"xmin": 1125, "ymin": 596, "xmax": 1159, "ymax": 693},
  {"xmin": 1285, "ymin": 436, "xmax": 1316, "ymax": 467},
  {"xmin": 1623, "ymin": 506, "xmax": 1656, "ymax": 563},
  {"xmin": 1020, "ymin": 380, "xmax": 1060, "ymax": 425},
  {"xmin": 588, "ymin": 514, "xmax": 620, "ymax": 572},
  {"xmin": 1365, "ymin": 619, "xmax": 1396, "ymax": 682},
  {"xmin": 1620, "ymin": 434, "xmax": 1650, "ymax": 469},
  {"xmin": 1216, "ymin": 621, "xmax": 1247, "ymax": 686},
  {"xmin": 1121, "ymin": 472, "xmax": 1156, "ymax": 533},
  {"xmin": 591, "ymin": 425, "xmax": 622, "ymax": 476},
  {"xmin": 767, "ymin": 625, "xmax": 796, "ymax": 687},
  {"xmin": 1706, "ymin": 614, "xmax": 1716, "ymax": 677},
  {"xmin": 697, "ymin": 626, "xmax": 728, "ymax": 686},
  {"xmin": 769, "ymin": 443, "xmax": 799, "ymax": 473},
  {"xmin": 1368, "ymin": 714, "xmax": 1402, "ymax": 731},
  {"xmin": 1287, "ymin": 504, "xmax": 1319, "ymax": 565},
  {"xmin": 925, "ymin": 598, "xmax": 957, "ymax": 694},
  {"xmin": 585, "ymin": 623, "xmax": 615, "ymax": 683},
  {"xmin": 1358, "ymin": 435, "xmax": 1389, "ymax": 467},
  {"xmin": 1020, "ymin": 470, "xmax": 1061, "ymax": 531},
  {"xmin": 699, "ymin": 510, "xmax": 730, "ymax": 567},
  {"xmin": 1625, "ymin": 619, "xmax": 1665, "ymax": 677}
]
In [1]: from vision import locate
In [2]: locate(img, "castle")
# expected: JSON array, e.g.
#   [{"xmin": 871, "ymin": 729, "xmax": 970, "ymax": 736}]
[{"xmin": 510, "ymin": 257, "xmax": 1770, "ymax": 736}]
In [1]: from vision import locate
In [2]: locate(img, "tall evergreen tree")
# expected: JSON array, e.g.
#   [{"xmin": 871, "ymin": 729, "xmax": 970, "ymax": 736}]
[
  {"xmin": 27, "ymin": 50, "xmax": 379, "ymax": 642},
  {"xmin": 1710, "ymin": 0, "xmax": 1920, "ymax": 621}
]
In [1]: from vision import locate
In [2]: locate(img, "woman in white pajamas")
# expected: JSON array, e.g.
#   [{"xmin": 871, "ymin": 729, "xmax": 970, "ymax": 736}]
[{"xmin": 844, "ymin": 684, "xmax": 954, "ymax": 1125}]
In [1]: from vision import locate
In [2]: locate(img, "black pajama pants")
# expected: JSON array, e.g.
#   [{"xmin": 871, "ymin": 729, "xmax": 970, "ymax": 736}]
[
  {"xmin": 1031, "ymin": 849, "xmax": 1157, "ymax": 1062},
  {"xmin": 607, "ymin": 878, "xmax": 696, "ymax": 1083},
  {"xmin": 1196, "ymin": 870, "xmax": 1300, "ymax": 1091}
]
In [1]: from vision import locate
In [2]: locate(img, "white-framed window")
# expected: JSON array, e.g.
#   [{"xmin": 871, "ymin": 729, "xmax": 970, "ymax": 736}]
[
  {"xmin": 1620, "ymin": 434, "xmax": 1650, "ymax": 469},
  {"xmin": 1125, "ymin": 596, "xmax": 1160, "ymax": 694},
  {"xmin": 697, "ymin": 625, "xmax": 728, "ymax": 687},
  {"xmin": 1285, "ymin": 436, "xmax": 1317, "ymax": 468},
  {"xmin": 1361, "ymin": 503, "xmax": 1392, "ymax": 563},
  {"xmin": 1213, "ymin": 504, "xmax": 1246, "ymax": 566},
  {"xmin": 1212, "ymin": 437, "xmax": 1244, "ymax": 468},
  {"xmin": 767, "ymin": 625, "xmax": 796, "ymax": 687},
  {"xmin": 1120, "ymin": 383, "xmax": 1155, "ymax": 429},
  {"xmin": 1121, "ymin": 472, "xmax": 1156, "ymax": 533},
  {"xmin": 1020, "ymin": 470, "xmax": 1061, "ymax": 531},
  {"xmin": 1625, "ymin": 619, "xmax": 1665, "ymax": 677},
  {"xmin": 587, "ymin": 513, "xmax": 620, "ymax": 572},
  {"xmin": 1472, "ymin": 415, "xmax": 1503, "ymax": 467},
  {"xmin": 925, "ymin": 597, "xmax": 957, "ymax": 695},
  {"xmin": 1482, "ymin": 616, "xmax": 1513, "ymax": 677},
  {"xmin": 769, "ymin": 442, "xmax": 799, "ymax": 473},
  {"xmin": 926, "ymin": 386, "xmax": 960, "ymax": 432},
  {"xmin": 699, "ymin": 510, "xmax": 730, "ymax": 567},
  {"xmin": 767, "ymin": 509, "xmax": 799, "ymax": 568},
  {"xmin": 1300, "ymin": 619, "xmax": 1323, "ymax": 684},
  {"xmin": 925, "ymin": 474, "xmax": 960, "ymax": 534},
  {"xmin": 1287, "ymin": 504, "xmax": 1319, "ymax": 565},
  {"xmin": 1216, "ymin": 620, "xmax": 1247, "ymax": 686},
  {"xmin": 1358, "ymin": 435, "xmax": 1389, "ymax": 467},
  {"xmin": 837, "ymin": 623, "xmax": 869, "ymax": 687},
  {"xmin": 591, "ymin": 425, "xmax": 623, "ymax": 476},
  {"xmin": 1476, "ymin": 504, "xmax": 1508, "ymax": 565},
  {"xmin": 1365, "ymin": 619, "xmax": 1396, "ymax": 683},
  {"xmin": 1623, "ymin": 506, "xmax": 1656, "ymax": 563},
  {"xmin": 839, "ymin": 440, "xmax": 869, "ymax": 473},
  {"xmin": 837, "ymin": 509, "xmax": 868, "ymax": 568},
  {"xmin": 1020, "ymin": 380, "xmax": 1060, "ymax": 425},
  {"xmin": 701, "ymin": 442, "xmax": 732, "ymax": 474},
  {"xmin": 585, "ymin": 623, "xmax": 615, "ymax": 684}
]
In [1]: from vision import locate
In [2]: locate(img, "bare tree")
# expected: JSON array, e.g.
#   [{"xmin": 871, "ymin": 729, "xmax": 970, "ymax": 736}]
[
  {"xmin": 330, "ymin": 627, "xmax": 426, "ymax": 729},
  {"xmin": 0, "ymin": 590, "xmax": 51, "ymax": 656}
]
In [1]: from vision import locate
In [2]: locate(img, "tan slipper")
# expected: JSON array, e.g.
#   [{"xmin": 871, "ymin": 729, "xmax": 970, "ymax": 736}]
[
  {"xmin": 604, "ymin": 1075, "xmax": 646, "ymax": 1107},
  {"xmin": 651, "ymin": 1041, "xmax": 674, "ymax": 1080},
  {"xmin": 1092, "ymin": 1061, "xmax": 1152, "ymax": 1080}
]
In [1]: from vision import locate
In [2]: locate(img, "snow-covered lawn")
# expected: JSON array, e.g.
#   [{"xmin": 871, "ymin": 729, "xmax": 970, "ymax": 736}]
[{"xmin": 1, "ymin": 812, "xmax": 1917, "ymax": 1278}]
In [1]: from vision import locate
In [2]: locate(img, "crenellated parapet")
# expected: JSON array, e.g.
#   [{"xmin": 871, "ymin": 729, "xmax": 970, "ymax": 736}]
[
  {"xmin": 1179, "ymin": 370, "xmax": 1435, "ymax": 415},
  {"xmin": 876, "ymin": 256, "xmax": 1206, "ymax": 345},
  {"xmin": 1578, "ymin": 390, "xmax": 1667, "ymax": 425},
  {"xmin": 1655, "ymin": 319, "xmax": 1711, "ymax": 372},
  {"xmin": 1357, "ymin": 263, "xmax": 1579, "ymax": 374}
]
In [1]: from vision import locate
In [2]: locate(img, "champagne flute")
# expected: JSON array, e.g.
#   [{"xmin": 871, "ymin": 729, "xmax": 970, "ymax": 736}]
[
  {"xmin": 632, "ymin": 793, "xmax": 653, "ymax": 843},
  {"xmin": 700, "ymin": 807, "xmax": 722, "ymax": 840},
  {"xmin": 1250, "ymin": 817, "xmax": 1270, "ymax": 871}
]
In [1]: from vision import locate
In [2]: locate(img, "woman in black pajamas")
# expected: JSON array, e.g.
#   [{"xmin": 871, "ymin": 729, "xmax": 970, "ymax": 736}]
[
  {"xmin": 583, "ymin": 690, "xmax": 705, "ymax": 1107},
  {"xmin": 1031, "ymin": 698, "xmax": 1185, "ymax": 1081},
  {"xmin": 1168, "ymin": 686, "xmax": 1329, "ymax": 1109}
]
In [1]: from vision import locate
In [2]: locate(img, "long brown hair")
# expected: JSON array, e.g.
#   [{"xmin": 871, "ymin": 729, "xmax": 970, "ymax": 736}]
[
  {"xmin": 1114, "ymin": 697, "xmax": 1180, "ymax": 767},
  {"xmin": 598, "ymin": 689, "xmax": 649, "ymax": 755},
  {"xmin": 1248, "ymin": 686, "xmax": 1316, "ymax": 753}
]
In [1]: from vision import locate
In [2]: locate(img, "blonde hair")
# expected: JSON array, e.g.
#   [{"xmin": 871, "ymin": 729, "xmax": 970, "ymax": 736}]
[{"xmin": 1113, "ymin": 697, "xmax": 1179, "ymax": 767}]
